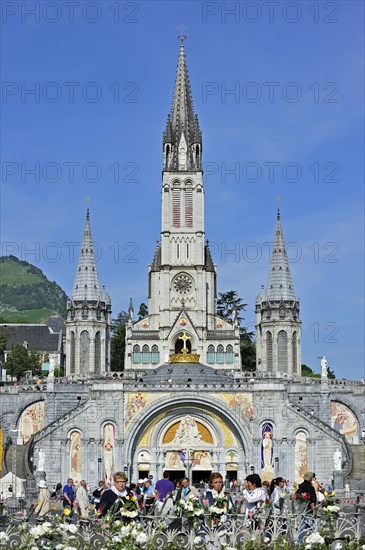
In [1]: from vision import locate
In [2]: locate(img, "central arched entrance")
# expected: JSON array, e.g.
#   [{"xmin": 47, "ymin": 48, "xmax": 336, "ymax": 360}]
[{"xmin": 124, "ymin": 393, "xmax": 251, "ymax": 485}]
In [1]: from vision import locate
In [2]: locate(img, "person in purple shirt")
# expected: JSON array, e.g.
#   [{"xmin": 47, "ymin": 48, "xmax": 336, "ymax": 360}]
[{"xmin": 155, "ymin": 472, "xmax": 175, "ymax": 513}]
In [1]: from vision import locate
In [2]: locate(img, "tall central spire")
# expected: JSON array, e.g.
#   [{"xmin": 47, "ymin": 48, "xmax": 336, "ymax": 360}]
[
  {"xmin": 72, "ymin": 209, "xmax": 101, "ymax": 301},
  {"xmin": 163, "ymin": 39, "xmax": 202, "ymax": 171}
]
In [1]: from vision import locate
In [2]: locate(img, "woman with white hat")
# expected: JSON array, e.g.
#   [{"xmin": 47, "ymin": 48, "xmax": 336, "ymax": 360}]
[{"xmin": 34, "ymin": 480, "xmax": 50, "ymax": 517}]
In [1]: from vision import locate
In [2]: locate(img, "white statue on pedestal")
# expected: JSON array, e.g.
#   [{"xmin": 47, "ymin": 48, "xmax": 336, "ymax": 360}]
[
  {"xmin": 321, "ymin": 356, "xmax": 328, "ymax": 378},
  {"xmin": 37, "ymin": 448, "xmax": 45, "ymax": 472},
  {"xmin": 333, "ymin": 448, "xmax": 342, "ymax": 471}
]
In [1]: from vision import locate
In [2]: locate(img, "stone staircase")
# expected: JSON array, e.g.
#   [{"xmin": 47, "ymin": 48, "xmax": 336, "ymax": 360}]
[
  {"xmin": 349, "ymin": 444, "xmax": 365, "ymax": 480},
  {"xmin": 287, "ymin": 401, "xmax": 352, "ymax": 476}
]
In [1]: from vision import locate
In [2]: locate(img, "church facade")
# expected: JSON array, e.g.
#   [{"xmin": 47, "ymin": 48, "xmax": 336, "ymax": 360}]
[{"xmin": 0, "ymin": 40, "xmax": 364, "ymax": 493}]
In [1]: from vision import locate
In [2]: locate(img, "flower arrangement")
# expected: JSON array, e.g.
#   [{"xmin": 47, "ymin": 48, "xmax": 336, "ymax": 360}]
[
  {"xmin": 120, "ymin": 492, "xmax": 139, "ymax": 519},
  {"xmin": 292, "ymin": 492, "xmax": 310, "ymax": 504},
  {"xmin": 209, "ymin": 496, "xmax": 227, "ymax": 516},
  {"xmin": 177, "ymin": 496, "xmax": 204, "ymax": 517},
  {"xmin": 304, "ymin": 531, "xmax": 326, "ymax": 548}
]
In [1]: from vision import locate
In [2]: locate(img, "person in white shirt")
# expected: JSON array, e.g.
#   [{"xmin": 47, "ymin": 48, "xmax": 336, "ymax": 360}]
[{"xmin": 242, "ymin": 473, "xmax": 266, "ymax": 515}]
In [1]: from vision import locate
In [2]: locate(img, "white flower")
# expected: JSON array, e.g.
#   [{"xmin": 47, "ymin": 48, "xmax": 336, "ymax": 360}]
[
  {"xmin": 210, "ymin": 505, "xmax": 224, "ymax": 514},
  {"xmin": 136, "ymin": 532, "xmax": 148, "ymax": 544},
  {"xmin": 326, "ymin": 505, "xmax": 340, "ymax": 513},
  {"xmin": 55, "ymin": 545, "xmax": 65, "ymax": 550},
  {"xmin": 194, "ymin": 536, "xmax": 203, "ymax": 545},
  {"xmin": 67, "ymin": 524, "xmax": 78, "ymax": 534},
  {"xmin": 113, "ymin": 535, "xmax": 122, "ymax": 543},
  {"xmin": 306, "ymin": 532, "xmax": 325, "ymax": 544},
  {"xmin": 120, "ymin": 525, "xmax": 132, "ymax": 537}
]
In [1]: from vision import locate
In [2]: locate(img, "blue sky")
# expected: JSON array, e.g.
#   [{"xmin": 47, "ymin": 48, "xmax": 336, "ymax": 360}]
[{"xmin": 1, "ymin": 1, "xmax": 364, "ymax": 380}]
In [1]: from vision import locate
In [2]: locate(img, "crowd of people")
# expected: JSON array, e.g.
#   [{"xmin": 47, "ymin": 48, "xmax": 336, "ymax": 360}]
[{"xmin": 29, "ymin": 468, "xmax": 332, "ymax": 525}]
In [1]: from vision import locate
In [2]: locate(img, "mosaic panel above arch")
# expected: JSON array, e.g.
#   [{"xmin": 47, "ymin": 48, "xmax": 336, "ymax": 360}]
[
  {"xmin": 330, "ymin": 401, "xmax": 359, "ymax": 440},
  {"xmin": 18, "ymin": 401, "xmax": 45, "ymax": 443},
  {"xmin": 162, "ymin": 416, "xmax": 214, "ymax": 446},
  {"xmin": 208, "ymin": 393, "xmax": 253, "ymax": 420}
]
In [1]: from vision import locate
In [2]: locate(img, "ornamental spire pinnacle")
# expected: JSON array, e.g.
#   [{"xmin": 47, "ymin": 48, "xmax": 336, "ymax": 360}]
[
  {"xmin": 72, "ymin": 209, "xmax": 102, "ymax": 301},
  {"xmin": 163, "ymin": 35, "xmax": 202, "ymax": 171},
  {"xmin": 266, "ymin": 211, "xmax": 296, "ymax": 301}
]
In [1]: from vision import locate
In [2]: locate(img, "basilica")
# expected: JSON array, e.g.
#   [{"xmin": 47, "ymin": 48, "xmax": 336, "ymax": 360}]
[{"xmin": 0, "ymin": 39, "xmax": 364, "ymax": 495}]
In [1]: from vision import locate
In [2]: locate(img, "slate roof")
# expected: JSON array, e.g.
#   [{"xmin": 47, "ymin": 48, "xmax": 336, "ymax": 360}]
[
  {"xmin": 0, "ymin": 324, "xmax": 63, "ymax": 352},
  {"xmin": 131, "ymin": 362, "xmax": 232, "ymax": 385}
]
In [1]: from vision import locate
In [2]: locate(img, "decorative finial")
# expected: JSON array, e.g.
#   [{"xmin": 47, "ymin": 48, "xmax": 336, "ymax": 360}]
[
  {"xmin": 177, "ymin": 22, "xmax": 187, "ymax": 44},
  {"xmin": 86, "ymin": 208, "xmax": 90, "ymax": 220},
  {"xmin": 277, "ymin": 208, "xmax": 280, "ymax": 221}
]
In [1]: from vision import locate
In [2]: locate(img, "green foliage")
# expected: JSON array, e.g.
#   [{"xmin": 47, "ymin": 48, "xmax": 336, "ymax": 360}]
[
  {"xmin": 301, "ymin": 364, "xmax": 321, "ymax": 378},
  {"xmin": 138, "ymin": 302, "xmax": 148, "ymax": 320},
  {"xmin": 301, "ymin": 364, "xmax": 336, "ymax": 379},
  {"xmin": 5, "ymin": 344, "xmax": 33, "ymax": 379},
  {"xmin": 0, "ymin": 256, "xmax": 68, "ymax": 321},
  {"xmin": 110, "ymin": 311, "xmax": 128, "ymax": 371},
  {"xmin": 217, "ymin": 290, "xmax": 256, "ymax": 370}
]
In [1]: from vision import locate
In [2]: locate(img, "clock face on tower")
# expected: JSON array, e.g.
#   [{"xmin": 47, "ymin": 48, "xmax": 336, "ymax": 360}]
[{"xmin": 174, "ymin": 274, "xmax": 193, "ymax": 294}]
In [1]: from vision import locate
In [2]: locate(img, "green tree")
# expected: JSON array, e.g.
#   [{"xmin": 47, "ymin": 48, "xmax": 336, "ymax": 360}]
[
  {"xmin": 110, "ymin": 310, "xmax": 128, "ymax": 371},
  {"xmin": 137, "ymin": 303, "xmax": 148, "ymax": 320},
  {"xmin": 217, "ymin": 290, "xmax": 256, "ymax": 371},
  {"xmin": 5, "ymin": 344, "xmax": 33, "ymax": 380},
  {"xmin": 29, "ymin": 350, "xmax": 43, "ymax": 377},
  {"xmin": 301, "ymin": 363, "xmax": 336, "ymax": 379}
]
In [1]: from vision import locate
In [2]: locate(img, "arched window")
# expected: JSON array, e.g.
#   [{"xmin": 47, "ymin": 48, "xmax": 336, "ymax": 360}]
[
  {"xmin": 266, "ymin": 331, "xmax": 273, "ymax": 371},
  {"xmin": 70, "ymin": 331, "xmax": 75, "ymax": 374},
  {"xmin": 277, "ymin": 330, "xmax": 287, "ymax": 372},
  {"xmin": 216, "ymin": 344, "xmax": 224, "ymax": 364},
  {"xmin": 95, "ymin": 331, "xmax": 101, "ymax": 374},
  {"xmin": 151, "ymin": 345, "xmax": 159, "ymax": 364},
  {"xmin": 80, "ymin": 331, "xmax": 90, "ymax": 374},
  {"xmin": 225, "ymin": 344, "xmax": 234, "ymax": 363},
  {"xmin": 142, "ymin": 345, "xmax": 150, "ymax": 364},
  {"xmin": 132, "ymin": 345, "xmax": 141, "ymax": 364},
  {"xmin": 292, "ymin": 331, "xmax": 297, "ymax": 374},
  {"xmin": 207, "ymin": 345, "xmax": 215, "ymax": 364}
]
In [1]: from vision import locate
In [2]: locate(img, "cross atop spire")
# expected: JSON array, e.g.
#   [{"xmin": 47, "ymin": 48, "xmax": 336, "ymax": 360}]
[{"xmin": 177, "ymin": 22, "xmax": 187, "ymax": 43}]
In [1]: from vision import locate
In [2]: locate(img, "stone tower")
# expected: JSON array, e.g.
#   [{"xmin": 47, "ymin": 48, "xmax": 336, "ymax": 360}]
[
  {"xmin": 125, "ymin": 39, "xmax": 240, "ymax": 369},
  {"xmin": 255, "ymin": 210, "xmax": 301, "ymax": 374},
  {"xmin": 65, "ymin": 209, "xmax": 111, "ymax": 376}
]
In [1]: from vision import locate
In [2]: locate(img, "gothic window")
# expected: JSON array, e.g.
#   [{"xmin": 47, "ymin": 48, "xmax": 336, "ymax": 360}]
[
  {"xmin": 207, "ymin": 345, "xmax": 215, "ymax": 364},
  {"xmin": 277, "ymin": 330, "xmax": 287, "ymax": 372},
  {"xmin": 95, "ymin": 331, "xmax": 101, "ymax": 374},
  {"xmin": 80, "ymin": 330, "xmax": 90, "ymax": 374},
  {"xmin": 132, "ymin": 345, "xmax": 141, "ymax": 364},
  {"xmin": 225, "ymin": 344, "xmax": 234, "ymax": 364},
  {"xmin": 266, "ymin": 332, "xmax": 273, "ymax": 371},
  {"xmin": 142, "ymin": 344, "xmax": 150, "ymax": 364},
  {"xmin": 151, "ymin": 345, "xmax": 159, "ymax": 364},
  {"xmin": 70, "ymin": 331, "xmax": 75, "ymax": 374},
  {"xmin": 172, "ymin": 189, "xmax": 181, "ymax": 228},
  {"xmin": 184, "ymin": 188, "xmax": 193, "ymax": 228},
  {"xmin": 292, "ymin": 331, "xmax": 298, "ymax": 374},
  {"xmin": 216, "ymin": 344, "xmax": 224, "ymax": 364}
]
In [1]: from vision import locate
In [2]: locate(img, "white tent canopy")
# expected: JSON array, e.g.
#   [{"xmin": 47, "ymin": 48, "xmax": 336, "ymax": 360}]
[{"xmin": 0, "ymin": 472, "xmax": 25, "ymax": 498}]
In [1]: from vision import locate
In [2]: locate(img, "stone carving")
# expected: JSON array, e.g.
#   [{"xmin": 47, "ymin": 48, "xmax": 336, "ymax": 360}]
[
  {"xmin": 333, "ymin": 448, "xmax": 342, "ymax": 471},
  {"xmin": 321, "ymin": 356, "xmax": 328, "ymax": 378},
  {"xmin": 172, "ymin": 416, "xmax": 202, "ymax": 446},
  {"xmin": 37, "ymin": 448, "xmax": 45, "ymax": 472}
]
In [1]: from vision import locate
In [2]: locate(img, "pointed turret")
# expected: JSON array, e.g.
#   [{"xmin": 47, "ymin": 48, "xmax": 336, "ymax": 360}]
[
  {"xmin": 266, "ymin": 209, "xmax": 296, "ymax": 301},
  {"xmin": 255, "ymin": 210, "xmax": 301, "ymax": 376},
  {"xmin": 72, "ymin": 209, "xmax": 101, "ymax": 301},
  {"xmin": 65, "ymin": 209, "xmax": 111, "ymax": 377},
  {"xmin": 163, "ymin": 39, "xmax": 202, "ymax": 171}
]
